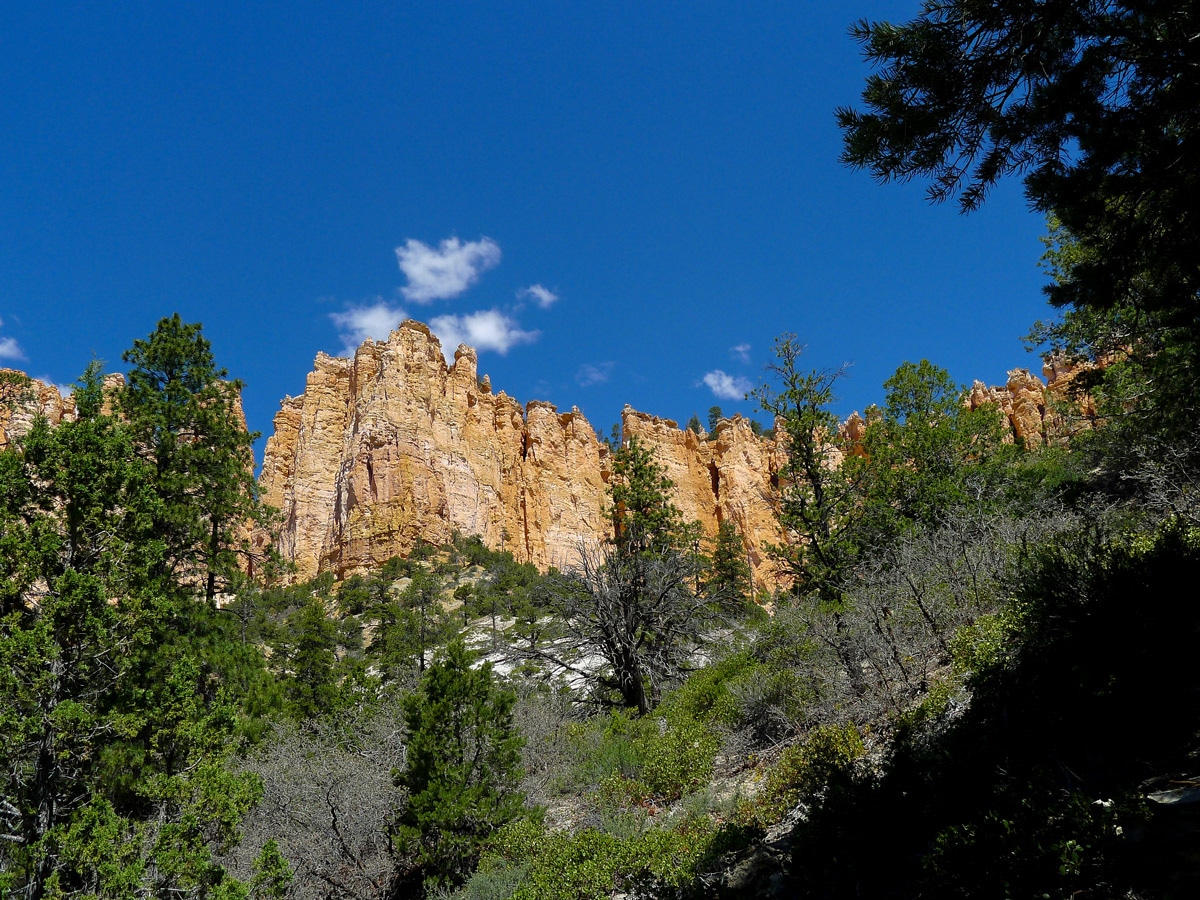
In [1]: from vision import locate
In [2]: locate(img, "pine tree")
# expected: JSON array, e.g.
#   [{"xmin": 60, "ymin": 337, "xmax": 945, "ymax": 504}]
[
  {"xmin": 707, "ymin": 405, "xmax": 724, "ymax": 434},
  {"xmin": 0, "ymin": 363, "xmax": 264, "ymax": 898},
  {"xmin": 282, "ymin": 597, "xmax": 339, "ymax": 719},
  {"xmin": 121, "ymin": 313, "xmax": 266, "ymax": 603},
  {"xmin": 706, "ymin": 520, "xmax": 752, "ymax": 602},
  {"xmin": 395, "ymin": 641, "xmax": 525, "ymax": 890},
  {"xmin": 608, "ymin": 435, "xmax": 693, "ymax": 555},
  {"xmin": 752, "ymin": 335, "xmax": 856, "ymax": 601}
]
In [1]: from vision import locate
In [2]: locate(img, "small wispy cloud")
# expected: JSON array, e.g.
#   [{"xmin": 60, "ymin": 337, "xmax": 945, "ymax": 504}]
[
  {"xmin": 330, "ymin": 301, "xmax": 406, "ymax": 356},
  {"xmin": 0, "ymin": 316, "xmax": 24, "ymax": 362},
  {"xmin": 731, "ymin": 343, "xmax": 751, "ymax": 364},
  {"xmin": 429, "ymin": 309, "xmax": 539, "ymax": 361},
  {"xmin": 0, "ymin": 336, "xmax": 25, "ymax": 362},
  {"xmin": 518, "ymin": 284, "xmax": 559, "ymax": 309},
  {"xmin": 576, "ymin": 362, "xmax": 615, "ymax": 387},
  {"xmin": 396, "ymin": 236, "xmax": 501, "ymax": 303},
  {"xmin": 702, "ymin": 369, "xmax": 752, "ymax": 401}
]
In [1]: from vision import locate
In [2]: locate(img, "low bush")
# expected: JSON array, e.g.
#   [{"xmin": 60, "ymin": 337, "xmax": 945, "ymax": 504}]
[
  {"xmin": 466, "ymin": 814, "xmax": 735, "ymax": 900},
  {"xmin": 739, "ymin": 724, "xmax": 865, "ymax": 829}
]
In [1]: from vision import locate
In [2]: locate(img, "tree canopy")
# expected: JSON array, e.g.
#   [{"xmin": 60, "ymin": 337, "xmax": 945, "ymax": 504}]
[
  {"xmin": 396, "ymin": 641, "xmax": 525, "ymax": 891},
  {"xmin": 837, "ymin": 1, "xmax": 1200, "ymax": 349},
  {"xmin": 121, "ymin": 313, "xmax": 266, "ymax": 603},
  {"xmin": 0, "ymin": 346, "xmax": 271, "ymax": 898}
]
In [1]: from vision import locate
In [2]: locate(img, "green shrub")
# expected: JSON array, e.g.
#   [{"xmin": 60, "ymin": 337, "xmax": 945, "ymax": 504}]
[
  {"xmin": 565, "ymin": 710, "xmax": 651, "ymax": 788},
  {"xmin": 565, "ymin": 707, "xmax": 720, "ymax": 803},
  {"xmin": 741, "ymin": 724, "xmax": 865, "ymax": 828},
  {"xmin": 893, "ymin": 679, "xmax": 957, "ymax": 734},
  {"xmin": 640, "ymin": 718, "xmax": 717, "ymax": 801},
  {"xmin": 948, "ymin": 600, "xmax": 1028, "ymax": 676},
  {"xmin": 483, "ymin": 815, "xmax": 732, "ymax": 900},
  {"xmin": 656, "ymin": 650, "xmax": 756, "ymax": 729}
]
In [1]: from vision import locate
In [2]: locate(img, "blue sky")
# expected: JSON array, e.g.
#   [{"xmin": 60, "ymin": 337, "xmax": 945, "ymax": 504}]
[{"xmin": 1, "ymin": 2, "xmax": 1052, "ymax": 462}]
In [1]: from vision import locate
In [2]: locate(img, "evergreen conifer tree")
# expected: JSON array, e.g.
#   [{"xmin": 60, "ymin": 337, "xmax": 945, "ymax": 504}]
[{"xmin": 395, "ymin": 641, "xmax": 525, "ymax": 890}]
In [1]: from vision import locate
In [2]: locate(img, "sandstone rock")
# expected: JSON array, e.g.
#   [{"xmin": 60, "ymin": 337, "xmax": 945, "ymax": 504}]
[
  {"xmin": 0, "ymin": 369, "xmax": 76, "ymax": 451},
  {"xmin": 966, "ymin": 360, "xmax": 1098, "ymax": 448},
  {"xmin": 259, "ymin": 322, "xmax": 784, "ymax": 588},
  {"xmin": 622, "ymin": 409, "xmax": 786, "ymax": 586}
]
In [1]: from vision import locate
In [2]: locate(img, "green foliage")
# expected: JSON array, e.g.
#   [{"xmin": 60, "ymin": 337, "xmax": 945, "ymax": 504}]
[
  {"xmin": 380, "ymin": 567, "xmax": 454, "ymax": 677},
  {"xmin": 396, "ymin": 641, "xmax": 527, "ymax": 890},
  {"xmin": 120, "ymin": 313, "xmax": 267, "ymax": 603},
  {"xmin": 0, "ymin": 352, "xmax": 264, "ymax": 896},
  {"xmin": 475, "ymin": 813, "xmax": 736, "ymax": 900},
  {"xmin": 739, "ymin": 725, "xmax": 865, "ymax": 829},
  {"xmin": 947, "ymin": 601, "xmax": 1028, "ymax": 678},
  {"xmin": 706, "ymin": 406, "xmax": 723, "ymax": 434},
  {"xmin": 280, "ymin": 597, "xmax": 340, "ymax": 718},
  {"xmin": 853, "ymin": 359, "xmax": 1011, "ymax": 534},
  {"xmin": 923, "ymin": 786, "xmax": 1132, "ymax": 900},
  {"xmin": 563, "ymin": 700, "xmax": 721, "ymax": 806},
  {"xmin": 685, "ymin": 413, "xmax": 703, "ymax": 435},
  {"xmin": 759, "ymin": 344, "xmax": 1017, "ymax": 602},
  {"xmin": 248, "ymin": 839, "xmax": 293, "ymax": 900},
  {"xmin": 451, "ymin": 532, "xmax": 508, "ymax": 569},
  {"xmin": 546, "ymin": 434, "xmax": 714, "ymax": 714},
  {"xmin": 1029, "ymin": 218, "xmax": 1200, "ymax": 496},
  {"xmin": 782, "ymin": 523, "xmax": 1200, "ymax": 898},
  {"xmin": 703, "ymin": 520, "xmax": 751, "ymax": 602},
  {"xmin": 752, "ymin": 335, "xmax": 854, "ymax": 600},
  {"xmin": 0, "ymin": 370, "xmax": 34, "ymax": 413},
  {"xmin": 837, "ymin": 1, "xmax": 1200, "ymax": 353},
  {"xmin": 608, "ymin": 435, "xmax": 693, "ymax": 555},
  {"xmin": 638, "ymin": 718, "xmax": 718, "ymax": 801},
  {"xmin": 653, "ymin": 650, "xmax": 755, "ymax": 731}
]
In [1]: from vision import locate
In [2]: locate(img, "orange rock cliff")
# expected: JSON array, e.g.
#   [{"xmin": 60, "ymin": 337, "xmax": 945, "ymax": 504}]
[
  {"xmin": 1, "ymin": 329, "xmax": 1091, "ymax": 587},
  {"xmin": 0, "ymin": 369, "xmax": 129, "ymax": 451},
  {"xmin": 257, "ymin": 321, "xmax": 788, "ymax": 585}
]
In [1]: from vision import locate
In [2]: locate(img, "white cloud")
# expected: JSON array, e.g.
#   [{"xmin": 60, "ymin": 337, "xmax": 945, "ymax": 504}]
[
  {"xmin": 576, "ymin": 362, "xmax": 614, "ymax": 387},
  {"xmin": 0, "ymin": 336, "xmax": 25, "ymax": 362},
  {"xmin": 731, "ymin": 343, "xmax": 751, "ymax": 364},
  {"xmin": 396, "ymin": 236, "xmax": 501, "ymax": 303},
  {"xmin": 518, "ymin": 284, "xmax": 559, "ymax": 308},
  {"xmin": 330, "ymin": 301, "xmax": 407, "ymax": 356},
  {"xmin": 428, "ymin": 309, "xmax": 539, "ymax": 361},
  {"xmin": 703, "ymin": 369, "xmax": 752, "ymax": 401}
]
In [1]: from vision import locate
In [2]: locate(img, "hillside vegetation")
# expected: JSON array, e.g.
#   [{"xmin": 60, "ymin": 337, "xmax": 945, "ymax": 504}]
[{"xmin": 3, "ymin": 291, "xmax": 1198, "ymax": 900}]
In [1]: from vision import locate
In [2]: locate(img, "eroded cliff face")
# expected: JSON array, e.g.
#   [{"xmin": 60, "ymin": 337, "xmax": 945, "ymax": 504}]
[
  {"xmin": 260, "ymin": 323, "xmax": 608, "ymax": 581},
  {"xmin": 0, "ymin": 370, "xmax": 77, "ymax": 451},
  {"xmin": 4, "ymin": 330, "xmax": 1099, "ymax": 591},
  {"xmin": 259, "ymin": 322, "xmax": 784, "ymax": 586},
  {"xmin": 967, "ymin": 356, "xmax": 1097, "ymax": 448},
  {"xmin": 621, "ymin": 409, "xmax": 785, "ymax": 576},
  {"xmin": 0, "ymin": 369, "xmax": 130, "ymax": 450}
]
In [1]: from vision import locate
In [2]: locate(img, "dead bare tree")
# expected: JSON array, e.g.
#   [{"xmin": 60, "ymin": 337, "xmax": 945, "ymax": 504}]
[
  {"xmin": 223, "ymin": 706, "xmax": 406, "ymax": 900},
  {"xmin": 535, "ymin": 541, "xmax": 737, "ymax": 715}
]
